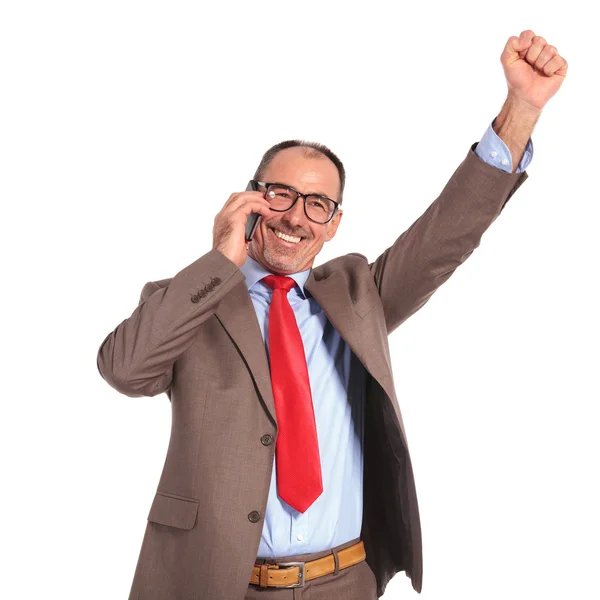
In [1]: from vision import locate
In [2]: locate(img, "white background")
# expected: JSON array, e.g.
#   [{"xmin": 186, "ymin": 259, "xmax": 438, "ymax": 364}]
[{"xmin": 1, "ymin": 1, "xmax": 598, "ymax": 599}]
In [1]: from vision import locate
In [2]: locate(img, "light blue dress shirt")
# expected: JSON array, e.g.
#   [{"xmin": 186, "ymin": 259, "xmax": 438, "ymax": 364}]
[
  {"xmin": 243, "ymin": 122, "xmax": 533, "ymax": 558},
  {"xmin": 476, "ymin": 120, "xmax": 533, "ymax": 173}
]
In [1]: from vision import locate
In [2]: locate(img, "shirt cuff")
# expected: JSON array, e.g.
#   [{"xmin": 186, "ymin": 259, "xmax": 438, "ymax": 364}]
[{"xmin": 474, "ymin": 121, "xmax": 534, "ymax": 173}]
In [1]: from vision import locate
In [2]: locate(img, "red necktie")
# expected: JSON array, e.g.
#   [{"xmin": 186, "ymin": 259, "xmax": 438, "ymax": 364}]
[{"xmin": 262, "ymin": 275, "xmax": 323, "ymax": 513}]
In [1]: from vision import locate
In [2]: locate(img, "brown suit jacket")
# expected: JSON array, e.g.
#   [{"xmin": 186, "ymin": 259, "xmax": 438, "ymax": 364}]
[{"xmin": 97, "ymin": 144, "xmax": 528, "ymax": 599}]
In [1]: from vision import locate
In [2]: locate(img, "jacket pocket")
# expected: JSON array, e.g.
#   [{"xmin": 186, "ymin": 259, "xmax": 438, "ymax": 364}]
[{"xmin": 147, "ymin": 491, "xmax": 199, "ymax": 530}]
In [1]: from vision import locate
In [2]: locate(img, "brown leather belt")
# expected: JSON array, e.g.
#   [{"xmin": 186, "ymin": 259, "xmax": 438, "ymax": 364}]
[{"xmin": 249, "ymin": 540, "xmax": 366, "ymax": 589}]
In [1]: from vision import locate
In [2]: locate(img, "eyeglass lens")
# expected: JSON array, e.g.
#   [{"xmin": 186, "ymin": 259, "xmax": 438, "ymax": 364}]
[{"xmin": 266, "ymin": 185, "xmax": 335, "ymax": 223}]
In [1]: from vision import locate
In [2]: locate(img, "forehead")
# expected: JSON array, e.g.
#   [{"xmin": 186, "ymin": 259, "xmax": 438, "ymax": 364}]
[{"xmin": 262, "ymin": 147, "xmax": 340, "ymax": 199}]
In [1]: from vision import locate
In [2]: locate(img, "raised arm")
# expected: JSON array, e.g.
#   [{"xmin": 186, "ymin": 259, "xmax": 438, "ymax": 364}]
[
  {"xmin": 370, "ymin": 149, "xmax": 527, "ymax": 334},
  {"xmin": 370, "ymin": 30, "xmax": 567, "ymax": 333}
]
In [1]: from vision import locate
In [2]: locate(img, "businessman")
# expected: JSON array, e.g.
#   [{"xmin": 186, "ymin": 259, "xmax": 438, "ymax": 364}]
[{"xmin": 97, "ymin": 30, "xmax": 567, "ymax": 599}]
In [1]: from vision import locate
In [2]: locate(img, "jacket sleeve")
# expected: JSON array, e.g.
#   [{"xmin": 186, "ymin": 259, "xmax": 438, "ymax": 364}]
[
  {"xmin": 370, "ymin": 143, "xmax": 529, "ymax": 335},
  {"xmin": 96, "ymin": 249, "xmax": 245, "ymax": 397}
]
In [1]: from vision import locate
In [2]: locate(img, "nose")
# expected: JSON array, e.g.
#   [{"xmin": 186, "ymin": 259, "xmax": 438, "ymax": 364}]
[{"xmin": 282, "ymin": 196, "xmax": 306, "ymax": 228}]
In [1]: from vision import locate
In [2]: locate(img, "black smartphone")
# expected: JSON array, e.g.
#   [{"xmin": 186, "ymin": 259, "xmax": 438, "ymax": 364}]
[{"xmin": 244, "ymin": 180, "xmax": 262, "ymax": 242}]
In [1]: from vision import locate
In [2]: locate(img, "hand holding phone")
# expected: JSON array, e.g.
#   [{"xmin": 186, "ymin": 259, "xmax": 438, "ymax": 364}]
[{"xmin": 212, "ymin": 181, "xmax": 270, "ymax": 268}]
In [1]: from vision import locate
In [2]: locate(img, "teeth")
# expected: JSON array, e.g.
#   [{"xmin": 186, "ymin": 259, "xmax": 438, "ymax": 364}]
[{"xmin": 274, "ymin": 229, "xmax": 301, "ymax": 243}]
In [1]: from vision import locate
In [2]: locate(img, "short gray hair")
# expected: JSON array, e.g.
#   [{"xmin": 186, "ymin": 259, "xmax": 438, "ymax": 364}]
[{"xmin": 253, "ymin": 140, "xmax": 346, "ymax": 203}]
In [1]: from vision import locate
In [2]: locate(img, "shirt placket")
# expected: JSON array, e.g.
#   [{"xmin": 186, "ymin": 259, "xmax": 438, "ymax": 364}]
[{"xmin": 290, "ymin": 509, "xmax": 310, "ymax": 551}]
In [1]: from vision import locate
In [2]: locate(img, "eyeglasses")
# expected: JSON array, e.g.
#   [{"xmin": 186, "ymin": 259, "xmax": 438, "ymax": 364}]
[{"xmin": 253, "ymin": 181, "xmax": 340, "ymax": 224}]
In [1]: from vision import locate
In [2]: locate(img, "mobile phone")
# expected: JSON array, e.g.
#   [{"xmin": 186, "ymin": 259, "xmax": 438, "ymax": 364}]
[{"xmin": 245, "ymin": 180, "xmax": 262, "ymax": 242}]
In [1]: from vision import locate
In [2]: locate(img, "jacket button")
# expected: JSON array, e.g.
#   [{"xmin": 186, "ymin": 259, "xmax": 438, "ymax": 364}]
[
  {"xmin": 205, "ymin": 283, "xmax": 214, "ymax": 292},
  {"xmin": 248, "ymin": 511, "xmax": 262, "ymax": 523},
  {"xmin": 261, "ymin": 434, "xmax": 274, "ymax": 446},
  {"xmin": 212, "ymin": 277, "xmax": 221, "ymax": 286},
  {"xmin": 191, "ymin": 294, "xmax": 200, "ymax": 303},
  {"xmin": 199, "ymin": 289, "xmax": 207, "ymax": 298}
]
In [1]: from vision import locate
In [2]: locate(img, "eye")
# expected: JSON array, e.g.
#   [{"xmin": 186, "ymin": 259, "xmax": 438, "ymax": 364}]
[
  {"xmin": 268, "ymin": 186, "xmax": 293, "ymax": 199},
  {"xmin": 308, "ymin": 198, "xmax": 327, "ymax": 211}
]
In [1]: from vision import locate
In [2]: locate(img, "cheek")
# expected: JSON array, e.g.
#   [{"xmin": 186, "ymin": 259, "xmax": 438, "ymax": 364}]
[
  {"xmin": 307, "ymin": 232, "xmax": 327, "ymax": 252},
  {"xmin": 260, "ymin": 217, "xmax": 279, "ymax": 236},
  {"xmin": 256, "ymin": 218, "xmax": 271, "ymax": 241}
]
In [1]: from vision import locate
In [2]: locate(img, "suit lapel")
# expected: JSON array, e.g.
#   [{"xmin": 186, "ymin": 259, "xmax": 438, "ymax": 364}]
[
  {"xmin": 305, "ymin": 270, "xmax": 392, "ymax": 396},
  {"xmin": 214, "ymin": 282, "xmax": 277, "ymax": 426},
  {"xmin": 306, "ymin": 269, "xmax": 406, "ymax": 445},
  {"xmin": 214, "ymin": 269, "xmax": 393, "ymax": 427}
]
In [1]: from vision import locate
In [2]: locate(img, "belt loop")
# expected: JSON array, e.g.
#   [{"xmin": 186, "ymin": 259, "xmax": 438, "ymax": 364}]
[
  {"xmin": 332, "ymin": 548, "xmax": 340, "ymax": 576},
  {"xmin": 259, "ymin": 564, "xmax": 269, "ymax": 588}
]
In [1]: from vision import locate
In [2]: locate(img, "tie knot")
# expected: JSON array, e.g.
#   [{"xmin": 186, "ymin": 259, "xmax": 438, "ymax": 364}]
[{"xmin": 262, "ymin": 275, "xmax": 297, "ymax": 293}]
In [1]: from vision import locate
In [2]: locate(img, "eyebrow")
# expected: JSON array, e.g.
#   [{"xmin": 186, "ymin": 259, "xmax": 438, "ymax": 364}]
[{"xmin": 275, "ymin": 182, "xmax": 333, "ymax": 199}]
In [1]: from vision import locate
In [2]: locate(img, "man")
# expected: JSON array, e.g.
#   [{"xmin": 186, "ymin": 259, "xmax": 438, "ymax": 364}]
[{"xmin": 97, "ymin": 30, "xmax": 567, "ymax": 599}]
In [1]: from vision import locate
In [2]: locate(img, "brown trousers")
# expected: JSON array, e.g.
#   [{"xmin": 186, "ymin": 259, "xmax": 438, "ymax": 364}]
[{"xmin": 245, "ymin": 537, "xmax": 377, "ymax": 600}]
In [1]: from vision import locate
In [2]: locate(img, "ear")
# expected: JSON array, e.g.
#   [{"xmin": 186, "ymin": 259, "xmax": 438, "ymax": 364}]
[{"xmin": 324, "ymin": 209, "xmax": 343, "ymax": 242}]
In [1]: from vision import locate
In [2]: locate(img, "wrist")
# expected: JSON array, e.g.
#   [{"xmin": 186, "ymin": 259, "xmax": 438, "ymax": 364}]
[
  {"xmin": 491, "ymin": 95, "xmax": 540, "ymax": 173},
  {"xmin": 494, "ymin": 93, "xmax": 542, "ymax": 130},
  {"xmin": 214, "ymin": 245, "xmax": 246, "ymax": 269}
]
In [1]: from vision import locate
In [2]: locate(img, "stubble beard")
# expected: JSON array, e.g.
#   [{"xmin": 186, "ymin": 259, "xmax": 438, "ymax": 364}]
[
  {"xmin": 254, "ymin": 219, "xmax": 314, "ymax": 273},
  {"xmin": 261, "ymin": 240, "xmax": 306, "ymax": 273}
]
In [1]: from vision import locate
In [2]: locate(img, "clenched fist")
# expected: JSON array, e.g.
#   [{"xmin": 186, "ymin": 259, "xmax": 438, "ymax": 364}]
[
  {"xmin": 501, "ymin": 30, "xmax": 568, "ymax": 111},
  {"xmin": 213, "ymin": 191, "xmax": 272, "ymax": 268}
]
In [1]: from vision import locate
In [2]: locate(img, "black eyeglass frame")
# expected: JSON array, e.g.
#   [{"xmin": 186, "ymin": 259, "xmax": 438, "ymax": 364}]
[{"xmin": 253, "ymin": 180, "xmax": 341, "ymax": 224}]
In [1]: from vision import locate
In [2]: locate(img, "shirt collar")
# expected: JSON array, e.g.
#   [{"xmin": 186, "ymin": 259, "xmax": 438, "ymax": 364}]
[{"xmin": 240, "ymin": 255, "xmax": 311, "ymax": 299}]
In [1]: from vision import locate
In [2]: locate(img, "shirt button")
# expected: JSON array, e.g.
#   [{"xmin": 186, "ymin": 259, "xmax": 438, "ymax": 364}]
[
  {"xmin": 248, "ymin": 511, "xmax": 262, "ymax": 523},
  {"xmin": 297, "ymin": 534, "xmax": 304, "ymax": 541},
  {"xmin": 490, "ymin": 151, "xmax": 497, "ymax": 158},
  {"xmin": 501, "ymin": 158, "xmax": 509, "ymax": 166}
]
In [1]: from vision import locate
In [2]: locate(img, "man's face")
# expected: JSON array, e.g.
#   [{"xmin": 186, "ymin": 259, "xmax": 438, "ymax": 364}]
[{"xmin": 247, "ymin": 147, "xmax": 343, "ymax": 275}]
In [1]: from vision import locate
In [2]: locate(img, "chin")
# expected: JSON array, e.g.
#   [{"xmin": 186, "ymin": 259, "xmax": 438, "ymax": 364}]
[
  {"xmin": 263, "ymin": 256, "xmax": 301, "ymax": 274},
  {"xmin": 262, "ymin": 248, "xmax": 306, "ymax": 274}
]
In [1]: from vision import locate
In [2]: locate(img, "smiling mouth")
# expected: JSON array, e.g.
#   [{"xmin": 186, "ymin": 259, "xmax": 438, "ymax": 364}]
[{"xmin": 269, "ymin": 226, "xmax": 304, "ymax": 244}]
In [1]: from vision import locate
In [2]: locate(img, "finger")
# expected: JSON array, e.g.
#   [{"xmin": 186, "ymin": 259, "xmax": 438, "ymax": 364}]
[
  {"xmin": 223, "ymin": 193, "xmax": 270, "ymax": 215},
  {"xmin": 517, "ymin": 30, "xmax": 536, "ymax": 58},
  {"xmin": 221, "ymin": 193, "xmax": 267, "ymax": 216},
  {"xmin": 525, "ymin": 35, "xmax": 547, "ymax": 66},
  {"xmin": 219, "ymin": 192, "xmax": 241, "ymax": 213},
  {"xmin": 502, "ymin": 30, "xmax": 535, "ymax": 66},
  {"xmin": 222, "ymin": 190, "xmax": 264, "ymax": 207},
  {"xmin": 223, "ymin": 196, "xmax": 272, "ymax": 219},
  {"xmin": 214, "ymin": 194, "xmax": 236, "ymax": 221},
  {"xmin": 237, "ymin": 199, "xmax": 273, "ymax": 218},
  {"xmin": 542, "ymin": 54, "xmax": 568, "ymax": 77},
  {"xmin": 534, "ymin": 44, "xmax": 558, "ymax": 72}
]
